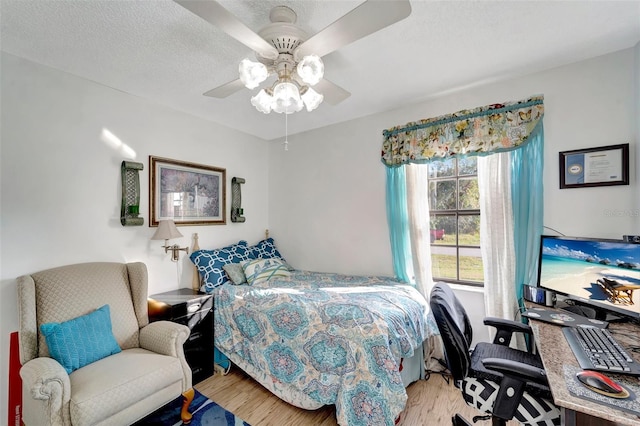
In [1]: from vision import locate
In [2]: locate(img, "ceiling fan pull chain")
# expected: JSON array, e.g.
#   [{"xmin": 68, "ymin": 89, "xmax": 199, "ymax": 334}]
[{"xmin": 283, "ymin": 112, "xmax": 289, "ymax": 151}]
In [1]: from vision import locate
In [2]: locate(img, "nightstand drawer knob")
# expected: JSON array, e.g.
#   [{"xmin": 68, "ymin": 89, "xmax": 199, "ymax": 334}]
[{"xmin": 187, "ymin": 303, "xmax": 201, "ymax": 313}]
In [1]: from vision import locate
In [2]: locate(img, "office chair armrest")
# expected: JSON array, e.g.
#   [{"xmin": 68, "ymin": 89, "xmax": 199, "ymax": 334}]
[
  {"xmin": 482, "ymin": 357, "xmax": 548, "ymax": 386},
  {"xmin": 484, "ymin": 317, "xmax": 532, "ymax": 347},
  {"xmin": 482, "ymin": 357, "xmax": 549, "ymax": 421}
]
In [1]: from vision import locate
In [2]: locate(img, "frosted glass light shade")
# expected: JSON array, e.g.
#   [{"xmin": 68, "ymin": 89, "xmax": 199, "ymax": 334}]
[
  {"xmin": 251, "ymin": 89, "xmax": 273, "ymax": 114},
  {"xmin": 239, "ymin": 59, "xmax": 268, "ymax": 89},
  {"xmin": 296, "ymin": 55, "xmax": 324, "ymax": 86},
  {"xmin": 301, "ymin": 88, "xmax": 323, "ymax": 112},
  {"xmin": 272, "ymin": 81, "xmax": 303, "ymax": 114}
]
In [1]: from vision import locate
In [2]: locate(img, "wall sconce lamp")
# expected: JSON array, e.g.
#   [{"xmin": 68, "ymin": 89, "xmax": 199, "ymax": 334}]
[{"xmin": 151, "ymin": 219, "xmax": 189, "ymax": 261}]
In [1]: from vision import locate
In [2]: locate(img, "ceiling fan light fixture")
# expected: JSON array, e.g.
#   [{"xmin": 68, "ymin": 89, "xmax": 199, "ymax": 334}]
[
  {"xmin": 271, "ymin": 81, "xmax": 303, "ymax": 114},
  {"xmin": 239, "ymin": 59, "xmax": 268, "ymax": 89},
  {"xmin": 296, "ymin": 55, "xmax": 324, "ymax": 86},
  {"xmin": 301, "ymin": 87, "xmax": 323, "ymax": 112},
  {"xmin": 250, "ymin": 89, "xmax": 273, "ymax": 114}
]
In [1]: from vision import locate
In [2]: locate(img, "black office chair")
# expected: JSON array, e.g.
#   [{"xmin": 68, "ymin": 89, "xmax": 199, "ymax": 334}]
[{"xmin": 429, "ymin": 282, "xmax": 561, "ymax": 426}]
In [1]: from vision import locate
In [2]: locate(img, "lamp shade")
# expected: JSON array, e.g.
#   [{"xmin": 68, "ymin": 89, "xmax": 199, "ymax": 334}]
[
  {"xmin": 251, "ymin": 89, "xmax": 273, "ymax": 114},
  {"xmin": 296, "ymin": 55, "xmax": 324, "ymax": 86},
  {"xmin": 151, "ymin": 220, "xmax": 183, "ymax": 240},
  {"xmin": 239, "ymin": 59, "xmax": 268, "ymax": 89},
  {"xmin": 301, "ymin": 87, "xmax": 323, "ymax": 112},
  {"xmin": 272, "ymin": 81, "xmax": 303, "ymax": 114}
]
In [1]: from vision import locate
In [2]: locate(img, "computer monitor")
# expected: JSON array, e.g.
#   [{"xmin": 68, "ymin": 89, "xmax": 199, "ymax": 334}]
[{"xmin": 537, "ymin": 235, "xmax": 640, "ymax": 321}]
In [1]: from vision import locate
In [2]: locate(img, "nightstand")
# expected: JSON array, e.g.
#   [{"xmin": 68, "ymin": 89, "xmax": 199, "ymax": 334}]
[{"xmin": 148, "ymin": 288, "xmax": 214, "ymax": 384}]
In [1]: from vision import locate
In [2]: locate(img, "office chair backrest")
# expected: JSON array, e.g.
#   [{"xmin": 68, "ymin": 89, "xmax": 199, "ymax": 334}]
[{"xmin": 430, "ymin": 282, "xmax": 473, "ymax": 382}]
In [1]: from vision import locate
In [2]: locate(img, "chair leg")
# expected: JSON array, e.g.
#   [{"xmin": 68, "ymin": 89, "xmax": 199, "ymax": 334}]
[
  {"xmin": 452, "ymin": 414, "xmax": 473, "ymax": 426},
  {"xmin": 491, "ymin": 416, "xmax": 506, "ymax": 426},
  {"xmin": 181, "ymin": 388, "xmax": 194, "ymax": 424}
]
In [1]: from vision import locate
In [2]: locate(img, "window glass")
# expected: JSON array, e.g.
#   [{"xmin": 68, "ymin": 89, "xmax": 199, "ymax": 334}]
[
  {"xmin": 428, "ymin": 159, "xmax": 455, "ymax": 178},
  {"xmin": 429, "ymin": 180, "xmax": 456, "ymax": 210},
  {"xmin": 457, "ymin": 157, "xmax": 477, "ymax": 176},
  {"xmin": 458, "ymin": 178, "xmax": 479, "ymax": 210},
  {"xmin": 428, "ymin": 158, "xmax": 483, "ymax": 286}
]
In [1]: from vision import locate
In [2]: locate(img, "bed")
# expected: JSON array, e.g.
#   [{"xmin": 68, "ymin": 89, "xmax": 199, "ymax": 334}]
[{"xmin": 191, "ymin": 237, "xmax": 444, "ymax": 426}]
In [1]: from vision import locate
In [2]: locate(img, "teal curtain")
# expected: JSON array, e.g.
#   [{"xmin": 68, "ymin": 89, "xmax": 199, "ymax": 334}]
[
  {"xmin": 385, "ymin": 166, "xmax": 413, "ymax": 283},
  {"xmin": 511, "ymin": 122, "xmax": 544, "ymax": 304}
]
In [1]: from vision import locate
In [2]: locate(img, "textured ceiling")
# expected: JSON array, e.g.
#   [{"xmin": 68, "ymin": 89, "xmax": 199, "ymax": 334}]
[{"xmin": 2, "ymin": 0, "xmax": 639, "ymax": 141}]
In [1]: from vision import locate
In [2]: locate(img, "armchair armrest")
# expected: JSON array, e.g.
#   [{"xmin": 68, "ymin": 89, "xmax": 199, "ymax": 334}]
[
  {"xmin": 20, "ymin": 357, "xmax": 71, "ymax": 426},
  {"xmin": 139, "ymin": 320, "xmax": 190, "ymax": 357},
  {"xmin": 140, "ymin": 320, "xmax": 192, "ymax": 389},
  {"xmin": 484, "ymin": 317, "xmax": 532, "ymax": 348}
]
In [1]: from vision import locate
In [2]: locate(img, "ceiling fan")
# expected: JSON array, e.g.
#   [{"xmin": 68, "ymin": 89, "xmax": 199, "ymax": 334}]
[{"xmin": 175, "ymin": 0, "xmax": 412, "ymax": 114}]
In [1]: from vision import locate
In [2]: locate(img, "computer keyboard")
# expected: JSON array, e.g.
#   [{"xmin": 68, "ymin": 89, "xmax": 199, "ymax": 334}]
[{"xmin": 562, "ymin": 326, "xmax": 640, "ymax": 376}]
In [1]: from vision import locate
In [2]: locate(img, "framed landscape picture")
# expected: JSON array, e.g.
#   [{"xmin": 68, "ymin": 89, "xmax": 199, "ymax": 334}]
[{"xmin": 150, "ymin": 156, "xmax": 226, "ymax": 226}]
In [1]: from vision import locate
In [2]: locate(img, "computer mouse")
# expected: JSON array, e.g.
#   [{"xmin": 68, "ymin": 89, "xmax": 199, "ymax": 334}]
[{"xmin": 576, "ymin": 371, "xmax": 629, "ymax": 399}]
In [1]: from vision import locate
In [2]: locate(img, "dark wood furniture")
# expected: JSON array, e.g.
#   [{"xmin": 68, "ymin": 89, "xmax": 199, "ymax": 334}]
[{"xmin": 148, "ymin": 288, "xmax": 214, "ymax": 384}]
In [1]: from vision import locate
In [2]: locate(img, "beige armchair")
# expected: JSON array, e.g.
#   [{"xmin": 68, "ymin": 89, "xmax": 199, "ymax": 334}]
[{"xmin": 17, "ymin": 262, "xmax": 194, "ymax": 426}]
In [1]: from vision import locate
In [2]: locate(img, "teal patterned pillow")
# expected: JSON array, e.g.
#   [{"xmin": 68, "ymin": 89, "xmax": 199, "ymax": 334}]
[
  {"xmin": 242, "ymin": 257, "xmax": 291, "ymax": 285},
  {"xmin": 40, "ymin": 304, "xmax": 121, "ymax": 374},
  {"xmin": 190, "ymin": 240, "xmax": 251, "ymax": 292},
  {"xmin": 223, "ymin": 263, "xmax": 247, "ymax": 284},
  {"xmin": 248, "ymin": 238, "xmax": 284, "ymax": 260}
]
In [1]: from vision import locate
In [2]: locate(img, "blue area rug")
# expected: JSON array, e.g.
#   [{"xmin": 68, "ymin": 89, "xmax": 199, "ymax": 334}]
[{"xmin": 134, "ymin": 389, "xmax": 251, "ymax": 426}]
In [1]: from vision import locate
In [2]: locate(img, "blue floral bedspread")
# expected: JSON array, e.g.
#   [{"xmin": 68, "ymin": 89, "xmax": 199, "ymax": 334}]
[{"xmin": 213, "ymin": 270, "xmax": 440, "ymax": 426}]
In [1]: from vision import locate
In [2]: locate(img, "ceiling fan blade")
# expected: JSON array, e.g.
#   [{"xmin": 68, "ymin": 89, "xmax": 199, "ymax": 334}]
[
  {"xmin": 294, "ymin": 0, "xmax": 411, "ymax": 61},
  {"xmin": 315, "ymin": 79, "xmax": 350, "ymax": 105},
  {"xmin": 175, "ymin": 0, "xmax": 278, "ymax": 60},
  {"xmin": 203, "ymin": 79, "xmax": 246, "ymax": 98}
]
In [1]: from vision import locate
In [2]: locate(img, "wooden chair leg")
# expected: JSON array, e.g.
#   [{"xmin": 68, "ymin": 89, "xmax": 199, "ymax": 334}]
[{"xmin": 181, "ymin": 388, "xmax": 195, "ymax": 424}]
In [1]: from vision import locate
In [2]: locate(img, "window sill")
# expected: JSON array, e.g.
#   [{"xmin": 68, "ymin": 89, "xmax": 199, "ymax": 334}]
[{"xmin": 447, "ymin": 283, "xmax": 484, "ymax": 294}]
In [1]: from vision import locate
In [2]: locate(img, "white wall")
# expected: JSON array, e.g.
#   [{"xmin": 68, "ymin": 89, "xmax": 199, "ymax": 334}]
[
  {"xmin": 268, "ymin": 48, "xmax": 639, "ymax": 345},
  {"xmin": 0, "ymin": 53, "xmax": 270, "ymax": 421},
  {"xmin": 636, "ymin": 42, "xmax": 640, "ymax": 216}
]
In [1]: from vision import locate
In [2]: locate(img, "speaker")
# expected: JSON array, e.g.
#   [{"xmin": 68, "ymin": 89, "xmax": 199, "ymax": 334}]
[
  {"xmin": 623, "ymin": 235, "xmax": 640, "ymax": 244},
  {"xmin": 523, "ymin": 285, "xmax": 555, "ymax": 307}
]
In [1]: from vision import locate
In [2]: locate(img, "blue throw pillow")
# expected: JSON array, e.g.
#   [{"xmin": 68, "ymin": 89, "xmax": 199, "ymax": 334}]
[
  {"xmin": 190, "ymin": 240, "xmax": 251, "ymax": 292},
  {"xmin": 40, "ymin": 304, "xmax": 121, "ymax": 374},
  {"xmin": 249, "ymin": 238, "xmax": 285, "ymax": 260}
]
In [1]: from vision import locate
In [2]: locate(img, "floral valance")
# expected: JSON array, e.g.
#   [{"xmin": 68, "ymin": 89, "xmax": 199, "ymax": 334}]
[{"xmin": 381, "ymin": 95, "xmax": 544, "ymax": 167}]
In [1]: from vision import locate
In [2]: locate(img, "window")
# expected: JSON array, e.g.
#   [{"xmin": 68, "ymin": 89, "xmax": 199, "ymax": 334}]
[{"xmin": 428, "ymin": 157, "xmax": 483, "ymax": 286}]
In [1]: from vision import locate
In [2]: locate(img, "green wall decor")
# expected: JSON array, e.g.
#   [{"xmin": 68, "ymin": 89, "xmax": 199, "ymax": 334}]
[
  {"xmin": 121, "ymin": 161, "xmax": 144, "ymax": 226},
  {"xmin": 231, "ymin": 177, "xmax": 245, "ymax": 223}
]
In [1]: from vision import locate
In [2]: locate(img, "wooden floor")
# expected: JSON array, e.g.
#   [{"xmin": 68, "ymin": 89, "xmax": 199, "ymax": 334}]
[{"xmin": 195, "ymin": 368, "xmax": 518, "ymax": 426}]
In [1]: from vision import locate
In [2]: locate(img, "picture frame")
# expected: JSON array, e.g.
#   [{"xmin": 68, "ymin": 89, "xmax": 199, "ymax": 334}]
[
  {"xmin": 559, "ymin": 143, "xmax": 629, "ymax": 189},
  {"xmin": 150, "ymin": 156, "xmax": 226, "ymax": 226}
]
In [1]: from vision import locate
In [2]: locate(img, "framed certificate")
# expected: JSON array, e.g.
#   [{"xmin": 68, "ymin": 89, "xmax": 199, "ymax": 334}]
[{"xmin": 559, "ymin": 143, "xmax": 629, "ymax": 189}]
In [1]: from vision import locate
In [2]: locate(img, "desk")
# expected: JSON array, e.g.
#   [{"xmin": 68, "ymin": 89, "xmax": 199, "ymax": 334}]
[{"xmin": 528, "ymin": 313, "xmax": 640, "ymax": 426}]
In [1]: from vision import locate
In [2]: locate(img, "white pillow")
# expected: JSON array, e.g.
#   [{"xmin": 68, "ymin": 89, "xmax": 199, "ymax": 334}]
[{"xmin": 242, "ymin": 257, "xmax": 291, "ymax": 285}]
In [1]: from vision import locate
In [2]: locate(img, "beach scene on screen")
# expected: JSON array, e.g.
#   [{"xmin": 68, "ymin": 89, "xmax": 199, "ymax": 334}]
[{"xmin": 540, "ymin": 238, "xmax": 640, "ymax": 309}]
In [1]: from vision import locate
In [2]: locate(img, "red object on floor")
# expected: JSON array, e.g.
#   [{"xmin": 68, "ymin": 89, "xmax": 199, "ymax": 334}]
[{"xmin": 8, "ymin": 331, "xmax": 23, "ymax": 426}]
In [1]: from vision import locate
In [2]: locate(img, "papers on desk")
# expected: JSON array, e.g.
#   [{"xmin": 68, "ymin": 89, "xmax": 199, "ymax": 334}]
[{"xmin": 523, "ymin": 307, "xmax": 608, "ymax": 328}]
